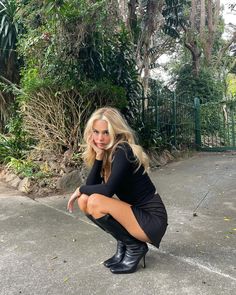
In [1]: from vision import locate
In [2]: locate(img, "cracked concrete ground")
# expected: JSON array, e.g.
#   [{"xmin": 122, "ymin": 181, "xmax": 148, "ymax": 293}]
[{"xmin": 0, "ymin": 152, "xmax": 235, "ymax": 295}]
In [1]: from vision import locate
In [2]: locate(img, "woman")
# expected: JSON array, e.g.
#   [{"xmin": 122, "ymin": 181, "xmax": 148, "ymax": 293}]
[{"xmin": 67, "ymin": 107, "xmax": 168, "ymax": 274}]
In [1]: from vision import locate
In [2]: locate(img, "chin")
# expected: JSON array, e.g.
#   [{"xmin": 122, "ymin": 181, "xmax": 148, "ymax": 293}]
[
  {"xmin": 102, "ymin": 145, "xmax": 111, "ymax": 151},
  {"xmin": 97, "ymin": 144, "xmax": 106, "ymax": 149},
  {"xmin": 96, "ymin": 143, "xmax": 112, "ymax": 150}
]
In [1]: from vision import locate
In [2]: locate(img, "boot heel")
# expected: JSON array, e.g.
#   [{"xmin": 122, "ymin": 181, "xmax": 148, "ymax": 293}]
[{"xmin": 142, "ymin": 255, "xmax": 146, "ymax": 268}]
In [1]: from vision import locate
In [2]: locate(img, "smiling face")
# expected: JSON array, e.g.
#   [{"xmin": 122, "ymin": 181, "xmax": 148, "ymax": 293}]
[{"xmin": 92, "ymin": 119, "xmax": 111, "ymax": 149}]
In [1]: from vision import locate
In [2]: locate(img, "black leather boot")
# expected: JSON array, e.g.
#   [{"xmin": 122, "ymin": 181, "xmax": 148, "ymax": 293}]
[
  {"xmin": 86, "ymin": 214, "xmax": 126, "ymax": 267},
  {"xmin": 95, "ymin": 214, "xmax": 149, "ymax": 274},
  {"xmin": 103, "ymin": 240, "xmax": 126, "ymax": 268}
]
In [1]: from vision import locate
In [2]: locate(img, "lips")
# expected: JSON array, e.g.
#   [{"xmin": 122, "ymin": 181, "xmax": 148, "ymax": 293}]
[{"xmin": 96, "ymin": 143, "xmax": 105, "ymax": 147}]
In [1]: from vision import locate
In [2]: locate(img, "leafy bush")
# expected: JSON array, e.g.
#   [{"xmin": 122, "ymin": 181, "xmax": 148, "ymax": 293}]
[
  {"xmin": 174, "ymin": 65, "xmax": 225, "ymax": 103},
  {"xmin": 79, "ymin": 80, "xmax": 127, "ymax": 109},
  {"xmin": 0, "ymin": 133, "xmax": 30, "ymax": 163},
  {"xmin": 6, "ymin": 157, "xmax": 52, "ymax": 179},
  {"xmin": 6, "ymin": 157, "xmax": 39, "ymax": 177},
  {"xmin": 16, "ymin": 1, "xmax": 144, "ymax": 152},
  {"xmin": 0, "ymin": 99, "xmax": 34, "ymax": 163},
  {"xmin": 137, "ymin": 122, "xmax": 164, "ymax": 150},
  {"xmin": 22, "ymin": 87, "xmax": 91, "ymax": 153}
]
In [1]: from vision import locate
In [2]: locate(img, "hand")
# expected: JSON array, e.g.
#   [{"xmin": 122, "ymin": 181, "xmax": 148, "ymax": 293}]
[
  {"xmin": 89, "ymin": 139, "xmax": 104, "ymax": 160},
  {"xmin": 67, "ymin": 187, "xmax": 81, "ymax": 213}
]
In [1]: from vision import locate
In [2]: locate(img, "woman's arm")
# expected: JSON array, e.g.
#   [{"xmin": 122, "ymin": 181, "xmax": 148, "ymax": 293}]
[
  {"xmin": 86, "ymin": 159, "xmax": 103, "ymax": 185},
  {"xmin": 79, "ymin": 146, "xmax": 132, "ymax": 197},
  {"xmin": 67, "ymin": 187, "xmax": 81, "ymax": 213},
  {"xmin": 86, "ymin": 138, "xmax": 105, "ymax": 185}
]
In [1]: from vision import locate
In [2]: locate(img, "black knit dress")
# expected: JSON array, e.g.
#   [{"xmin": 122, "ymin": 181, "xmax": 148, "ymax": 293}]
[{"xmin": 80, "ymin": 143, "xmax": 168, "ymax": 248}]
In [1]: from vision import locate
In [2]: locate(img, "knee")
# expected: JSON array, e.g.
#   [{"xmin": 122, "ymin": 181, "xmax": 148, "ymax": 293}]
[
  {"xmin": 87, "ymin": 194, "xmax": 102, "ymax": 215},
  {"xmin": 78, "ymin": 194, "xmax": 89, "ymax": 212}
]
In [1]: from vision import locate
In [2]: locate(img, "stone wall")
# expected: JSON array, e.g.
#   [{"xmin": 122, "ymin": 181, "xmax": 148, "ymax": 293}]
[{"xmin": 0, "ymin": 149, "xmax": 192, "ymax": 198}]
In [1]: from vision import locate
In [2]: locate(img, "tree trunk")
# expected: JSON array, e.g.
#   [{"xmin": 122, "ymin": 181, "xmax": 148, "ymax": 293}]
[
  {"xmin": 204, "ymin": 0, "xmax": 221, "ymax": 65},
  {"xmin": 127, "ymin": 0, "xmax": 138, "ymax": 34},
  {"xmin": 200, "ymin": 0, "xmax": 205, "ymax": 39},
  {"xmin": 190, "ymin": 0, "xmax": 196, "ymax": 31},
  {"xmin": 136, "ymin": 0, "xmax": 164, "ymax": 95},
  {"xmin": 205, "ymin": 0, "xmax": 213, "ymax": 64},
  {"xmin": 184, "ymin": 42, "xmax": 201, "ymax": 76},
  {"xmin": 118, "ymin": 0, "xmax": 128, "ymax": 22},
  {"xmin": 192, "ymin": 49, "xmax": 201, "ymax": 76}
]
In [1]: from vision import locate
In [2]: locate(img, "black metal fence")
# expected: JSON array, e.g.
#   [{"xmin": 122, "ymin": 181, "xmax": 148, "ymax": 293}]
[
  {"xmin": 140, "ymin": 92, "xmax": 196, "ymax": 149},
  {"xmin": 197, "ymin": 99, "xmax": 236, "ymax": 151},
  {"xmin": 140, "ymin": 92, "xmax": 236, "ymax": 151}
]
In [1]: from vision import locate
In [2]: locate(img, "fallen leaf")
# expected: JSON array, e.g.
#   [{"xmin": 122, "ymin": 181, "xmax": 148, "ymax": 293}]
[
  {"xmin": 51, "ymin": 256, "xmax": 58, "ymax": 260},
  {"xmin": 224, "ymin": 217, "xmax": 231, "ymax": 221}
]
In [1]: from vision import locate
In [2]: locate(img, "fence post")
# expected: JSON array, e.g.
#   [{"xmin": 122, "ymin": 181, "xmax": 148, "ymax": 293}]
[
  {"xmin": 231, "ymin": 105, "xmax": 235, "ymax": 147},
  {"xmin": 172, "ymin": 92, "xmax": 177, "ymax": 146},
  {"xmin": 155, "ymin": 90, "xmax": 159, "ymax": 130},
  {"xmin": 141, "ymin": 95, "xmax": 145, "ymax": 122},
  {"xmin": 194, "ymin": 97, "xmax": 201, "ymax": 149}
]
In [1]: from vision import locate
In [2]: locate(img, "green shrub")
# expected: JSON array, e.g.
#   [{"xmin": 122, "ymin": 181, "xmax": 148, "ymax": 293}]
[
  {"xmin": 0, "ymin": 104, "xmax": 34, "ymax": 163},
  {"xmin": 174, "ymin": 65, "xmax": 225, "ymax": 103},
  {"xmin": 6, "ymin": 157, "xmax": 52, "ymax": 179},
  {"xmin": 0, "ymin": 133, "xmax": 27, "ymax": 163}
]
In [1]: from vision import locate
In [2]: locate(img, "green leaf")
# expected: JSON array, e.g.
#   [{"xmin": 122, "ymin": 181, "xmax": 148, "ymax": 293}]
[
  {"xmin": 8, "ymin": 30, "xmax": 12, "ymax": 46},
  {"xmin": 4, "ymin": 21, "xmax": 9, "ymax": 36},
  {"xmin": 0, "ymin": 14, "xmax": 7, "ymax": 32}
]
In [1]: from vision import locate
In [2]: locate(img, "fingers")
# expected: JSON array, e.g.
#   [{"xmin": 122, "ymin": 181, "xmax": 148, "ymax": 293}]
[
  {"xmin": 89, "ymin": 139, "xmax": 101, "ymax": 153},
  {"xmin": 89, "ymin": 138, "xmax": 96, "ymax": 149},
  {"xmin": 90, "ymin": 141, "xmax": 99, "ymax": 152},
  {"xmin": 67, "ymin": 198, "xmax": 74, "ymax": 213},
  {"xmin": 67, "ymin": 191, "xmax": 80, "ymax": 213},
  {"xmin": 89, "ymin": 142, "xmax": 104, "ymax": 160}
]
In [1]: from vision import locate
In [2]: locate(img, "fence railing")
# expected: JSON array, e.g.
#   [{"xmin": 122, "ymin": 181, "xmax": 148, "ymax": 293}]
[
  {"xmin": 140, "ymin": 92, "xmax": 236, "ymax": 151},
  {"xmin": 197, "ymin": 99, "xmax": 236, "ymax": 151},
  {"xmin": 140, "ymin": 92, "xmax": 196, "ymax": 149}
]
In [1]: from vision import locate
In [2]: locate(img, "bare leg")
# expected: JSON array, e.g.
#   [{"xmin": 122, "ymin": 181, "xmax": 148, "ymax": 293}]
[
  {"xmin": 85, "ymin": 194, "xmax": 151, "ymax": 243},
  {"xmin": 77, "ymin": 194, "xmax": 89, "ymax": 213}
]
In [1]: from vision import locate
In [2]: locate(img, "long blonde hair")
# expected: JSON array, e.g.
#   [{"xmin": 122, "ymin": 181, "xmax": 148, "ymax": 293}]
[{"xmin": 82, "ymin": 107, "xmax": 149, "ymax": 178}]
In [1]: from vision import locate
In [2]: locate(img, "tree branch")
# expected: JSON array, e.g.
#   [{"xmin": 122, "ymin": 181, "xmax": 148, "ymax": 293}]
[{"xmin": 215, "ymin": 32, "xmax": 236, "ymax": 68}]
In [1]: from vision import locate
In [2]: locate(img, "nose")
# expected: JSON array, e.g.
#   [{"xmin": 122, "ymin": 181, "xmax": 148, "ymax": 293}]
[{"xmin": 98, "ymin": 133, "xmax": 104, "ymax": 141}]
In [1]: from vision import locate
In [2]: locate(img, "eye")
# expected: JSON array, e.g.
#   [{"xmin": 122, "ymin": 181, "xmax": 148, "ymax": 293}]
[
  {"xmin": 93, "ymin": 130, "xmax": 99, "ymax": 134},
  {"xmin": 104, "ymin": 130, "xmax": 109, "ymax": 135}
]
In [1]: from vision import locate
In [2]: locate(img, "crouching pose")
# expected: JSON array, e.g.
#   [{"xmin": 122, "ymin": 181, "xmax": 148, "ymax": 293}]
[{"xmin": 67, "ymin": 107, "xmax": 168, "ymax": 274}]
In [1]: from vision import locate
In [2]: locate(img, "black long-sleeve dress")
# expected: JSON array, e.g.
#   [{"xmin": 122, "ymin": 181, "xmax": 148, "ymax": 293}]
[{"xmin": 80, "ymin": 143, "xmax": 168, "ymax": 248}]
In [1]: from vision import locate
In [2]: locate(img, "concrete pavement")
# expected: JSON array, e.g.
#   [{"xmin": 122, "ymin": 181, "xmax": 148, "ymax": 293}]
[{"xmin": 0, "ymin": 152, "xmax": 236, "ymax": 295}]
